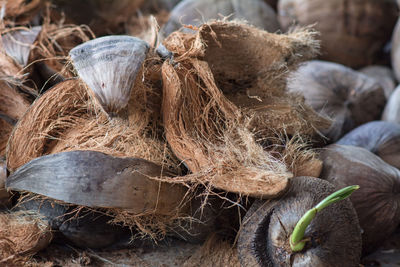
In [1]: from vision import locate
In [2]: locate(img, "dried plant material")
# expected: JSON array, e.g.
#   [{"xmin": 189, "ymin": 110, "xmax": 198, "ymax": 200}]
[
  {"xmin": 0, "ymin": 158, "xmax": 8, "ymax": 204},
  {"xmin": 183, "ymin": 235, "xmax": 240, "ymax": 267},
  {"xmin": 69, "ymin": 36, "xmax": 149, "ymax": 116},
  {"xmin": 382, "ymin": 85, "xmax": 400, "ymax": 124},
  {"xmin": 7, "ymin": 151, "xmax": 187, "ymax": 215},
  {"xmin": 1, "ymin": 26, "xmax": 41, "ymax": 67},
  {"xmin": 162, "ymin": 21, "xmax": 329, "ymax": 198},
  {"xmin": 279, "ymin": 0, "xmax": 398, "ymax": 68},
  {"xmin": 0, "ymin": 211, "xmax": 52, "ymax": 265},
  {"xmin": 162, "ymin": 0, "xmax": 280, "ymax": 37},
  {"xmin": 337, "ymin": 121, "xmax": 400, "ymax": 170},
  {"xmin": 359, "ymin": 65, "xmax": 396, "ymax": 100},
  {"xmin": 0, "ymin": 80, "xmax": 30, "ymax": 156},
  {"xmin": 3, "ymin": 0, "xmax": 44, "ymax": 25},
  {"xmin": 288, "ymin": 60, "xmax": 386, "ymax": 142}
]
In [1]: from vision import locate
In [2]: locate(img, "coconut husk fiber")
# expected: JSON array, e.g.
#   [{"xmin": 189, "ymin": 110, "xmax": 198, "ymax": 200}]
[
  {"xmin": 161, "ymin": 21, "xmax": 330, "ymax": 198},
  {"xmin": 3, "ymin": 0, "xmax": 44, "ymax": 25},
  {"xmin": 0, "ymin": 211, "xmax": 52, "ymax": 265},
  {"xmin": 0, "ymin": 80, "xmax": 30, "ymax": 156}
]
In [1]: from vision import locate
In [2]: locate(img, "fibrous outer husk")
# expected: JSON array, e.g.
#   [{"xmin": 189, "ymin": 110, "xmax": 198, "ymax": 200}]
[
  {"xmin": 0, "ymin": 80, "xmax": 30, "ymax": 156},
  {"xmin": 0, "ymin": 211, "xmax": 52, "ymax": 265},
  {"xmin": 0, "ymin": 159, "xmax": 8, "ymax": 204},
  {"xmin": 3, "ymin": 0, "xmax": 44, "ymax": 25},
  {"xmin": 162, "ymin": 21, "xmax": 330, "ymax": 198},
  {"xmin": 278, "ymin": 0, "xmax": 398, "ymax": 68}
]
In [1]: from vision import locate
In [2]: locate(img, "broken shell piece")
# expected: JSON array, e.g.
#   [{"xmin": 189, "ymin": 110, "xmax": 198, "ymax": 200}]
[
  {"xmin": 1, "ymin": 26, "xmax": 41, "ymax": 67},
  {"xmin": 69, "ymin": 36, "xmax": 150, "ymax": 116},
  {"xmin": 6, "ymin": 150, "xmax": 187, "ymax": 216}
]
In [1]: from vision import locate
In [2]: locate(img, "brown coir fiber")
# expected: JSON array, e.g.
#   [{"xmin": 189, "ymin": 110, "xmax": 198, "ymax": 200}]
[
  {"xmin": 7, "ymin": 56, "xmax": 180, "ymax": 174},
  {"xmin": 0, "ymin": 80, "xmax": 30, "ymax": 155},
  {"xmin": 161, "ymin": 21, "xmax": 330, "ymax": 198},
  {"xmin": 0, "ymin": 211, "xmax": 52, "ymax": 265},
  {"xmin": 2, "ymin": 0, "xmax": 44, "ymax": 26}
]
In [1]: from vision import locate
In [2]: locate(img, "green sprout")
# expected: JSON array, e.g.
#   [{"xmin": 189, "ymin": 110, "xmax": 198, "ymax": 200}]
[{"xmin": 289, "ymin": 185, "xmax": 359, "ymax": 252}]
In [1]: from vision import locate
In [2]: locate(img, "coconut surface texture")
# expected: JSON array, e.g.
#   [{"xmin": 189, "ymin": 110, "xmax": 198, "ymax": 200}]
[
  {"xmin": 359, "ymin": 65, "xmax": 396, "ymax": 100},
  {"xmin": 382, "ymin": 85, "xmax": 400, "ymax": 124},
  {"xmin": 238, "ymin": 176, "xmax": 361, "ymax": 266},
  {"xmin": 69, "ymin": 35, "xmax": 150, "ymax": 115},
  {"xmin": 337, "ymin": 121, "xmax": 400, "ymax": 169},
  {"xmin": 278, "ymin": 0, "xmax": 398, "ymax": 68},
  {"xmin": 288, "ymin": 60, "xmax": 386, "ymax": 142},
  {"xmin": 320, "ymin": 144, "xmax": 400, "ymax": 253},
  {"xmin": 162, "ymin": 0, "xmax": 280, "ymax": 37},
  {"xmin": 162, "ymin": 21, "xmax": 330, "ymax": 199}
]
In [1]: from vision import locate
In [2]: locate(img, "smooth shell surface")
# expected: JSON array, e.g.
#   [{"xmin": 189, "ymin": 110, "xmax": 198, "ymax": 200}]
[
  {"xmin": 288, "ymin": 60, "xmax": 385, "ymax": 141},
  {"xmin": 1, "ymin": 26, "xmax": 41, "ymax": 67},
  {"xmin": 320, "ymin": 144, "xmax": 400, "ymax": 253},
  {"xmin": 162, "ymin": 0, "xmax": 280, "ymax": 36},
  {"xmin": 337, "ymin": 121, "xmax": 400, "ymax": 169},
  {"xmin": 382, "ymin": 85, "xmax": 400, "ymax": 124},
  {"xmin": 69, "ymin": 36, "xmax": 149, "ymax": 115},
  {"xmin": 238, "ymin": 177, "xmax": 361, "ymax": 266},
  {"xmin": 6, "ymin": 150, "xmax": 187, "ymax": 215}
]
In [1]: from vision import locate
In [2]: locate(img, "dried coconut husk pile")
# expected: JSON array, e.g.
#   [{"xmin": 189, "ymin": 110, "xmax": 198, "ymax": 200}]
[
  {"xmin": 0, "ymin": 211, "xmax": 52, "ymax": 265},
  {"xmin": 161, "ymin": 21, "xmax": 331, "ymax": 198}
]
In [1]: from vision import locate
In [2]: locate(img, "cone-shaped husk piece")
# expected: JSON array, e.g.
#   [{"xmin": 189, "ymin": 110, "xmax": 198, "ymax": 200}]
[
  {"xmin": 337, "ymin": 121, "xmax": 400, "ymax": 169},
  {"xmin": 161, "ymin": 21, "xmax": 330, "ymax": 198},
  {"xmin": 320, "ymin": 144, "xmax": 400, "ymax": 253},
  {"xmin": 7, "ymin": 150, "xmax": 186, "ymax": 215},
  {"xmin": 238, "ymin": 176, "xmax": 361, "ymax": 266},
  {"xmin": 288, "ymin": 60, "xmax": 386, "ymax": 142},
  {"xmin": 69, "ymin": 36, "xmax": 150, "ymax": 116},
  {"xmin": 162, "ymin": 0, "xmax": 280, "ymax": 37}
]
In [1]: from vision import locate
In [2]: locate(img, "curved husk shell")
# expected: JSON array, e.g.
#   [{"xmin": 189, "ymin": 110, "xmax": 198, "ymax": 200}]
[
  {"xmin": 238, "ymin": 176, "xmax": 361, "ymax": 266},
  {"xmin": 382, "ymin": 85, "xmax": 400, "ymax": 123},
  {"xmin": 278, "ymin": 0, "xmax": 398, "ymax": 68},
  {"xmin": 320, "ymin": 144, "xmax": 400, "ymax": 253},
  {"xmin": 337, "ymin": 121, "xmax": 400, "ymax": 169},
  {"xmin": 162, "ymin": 21, "xmax": 330, "ymax": 198},
  {"xmin": 6, "ymin": 150, "xmax": 186, "ymax": 215},
  {"xmin": 69, "ymin": 36, "xmax": 150, "ymax": 115},
  {"xmin": 0, "ymin": 211, "xmax": 52, "ymax": 265},
  {"xmin": 288, "ymin": 60, "xmax": 386, "ymax": 142},
  {"xmin": 162, "ymin": 0, "xmax": 280, "ymax": 37},
  {"xmin": 359, "ymin": 65, "xmax": 396, "ymax": 99}
]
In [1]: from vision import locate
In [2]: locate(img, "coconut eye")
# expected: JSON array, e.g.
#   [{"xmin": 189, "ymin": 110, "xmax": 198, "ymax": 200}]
[{"xmin": 69, "ymin": 35, "xmax": 150, "ymax": 116}]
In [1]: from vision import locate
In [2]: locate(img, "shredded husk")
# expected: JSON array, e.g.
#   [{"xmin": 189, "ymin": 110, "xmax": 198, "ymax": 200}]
[
  {"xmin": 0, "ymin": 211, "xmax": 52, "ymax": 265},
  {"xmin": 2, "ymin": 0, "xmax": 44, "ymax": 26},
  {"xmin": 161, "ymin": 21, "xmax": 330, "ymax": 198}
]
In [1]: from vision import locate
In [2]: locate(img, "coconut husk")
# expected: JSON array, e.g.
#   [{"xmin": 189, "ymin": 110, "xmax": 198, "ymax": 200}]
[
  {"xmin": 0, "ymin": 211, "xmax": 52, "ymax": 265},
  {"xmin": 161, "ymin": 21, "xmax": 330, "ymax": 198},
  {"xmin": 183, "ymin": 234, "xmax": 240, "ymax": 267},
  {"xmin": 3, "ymin": 0, "xmax": 44, "ymax": 25},
  {"xmin": 0, "ymin": 80, "xmax": 30, "ymax": 156},
  {"xmin": 0, "ymin": 158, "xmax": 8, "ymax": 204}
]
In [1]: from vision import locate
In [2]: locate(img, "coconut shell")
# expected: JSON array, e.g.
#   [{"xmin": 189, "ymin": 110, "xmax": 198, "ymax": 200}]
[
  {"xmin": 162, "ymin": 0, "xmax": 280, "ymax": 37},
  {"xmin": 7, "ymin": 150, "xmax": 187, "ymax": 215},
  {"xmin": 337, "ymin": 121, "xmax": 400, "ymax": 169},
  {"xmin": 382, "ymin": 85, "xmax": 400, "ymax": 123},
  {"xmin": 359, "ymin": 65, "xmax": 396, "ymax": 99},
  {"xmin": 69, "ymin": 36, "xmax": 150, "ymax": 115},
  {"xmin": 392, "ymin": 18, "xmax": 400, "ymax": 82},
  {"xmin": 238, "ymin": 176, "xmax": 361, "ymax": 266},
  {"xmin": 278, "ymin": 0, "xmax": 398, "ymax": 68},
  {"xmin": 0, "ymin": 211, "xmax": 52, "ymax": 265},
  {"xmin": 288, "ymin": 60, "xmax": 386, "ymax": 142},
  {"xmin": 320, "ymin": 144, "xmax": 400, "ymax": 253}
]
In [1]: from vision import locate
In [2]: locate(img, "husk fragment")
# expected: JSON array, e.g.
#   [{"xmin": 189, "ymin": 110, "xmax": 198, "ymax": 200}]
[{"xmin": 162, "ymin": 21, "xmax": 330, "ymax": 198}]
